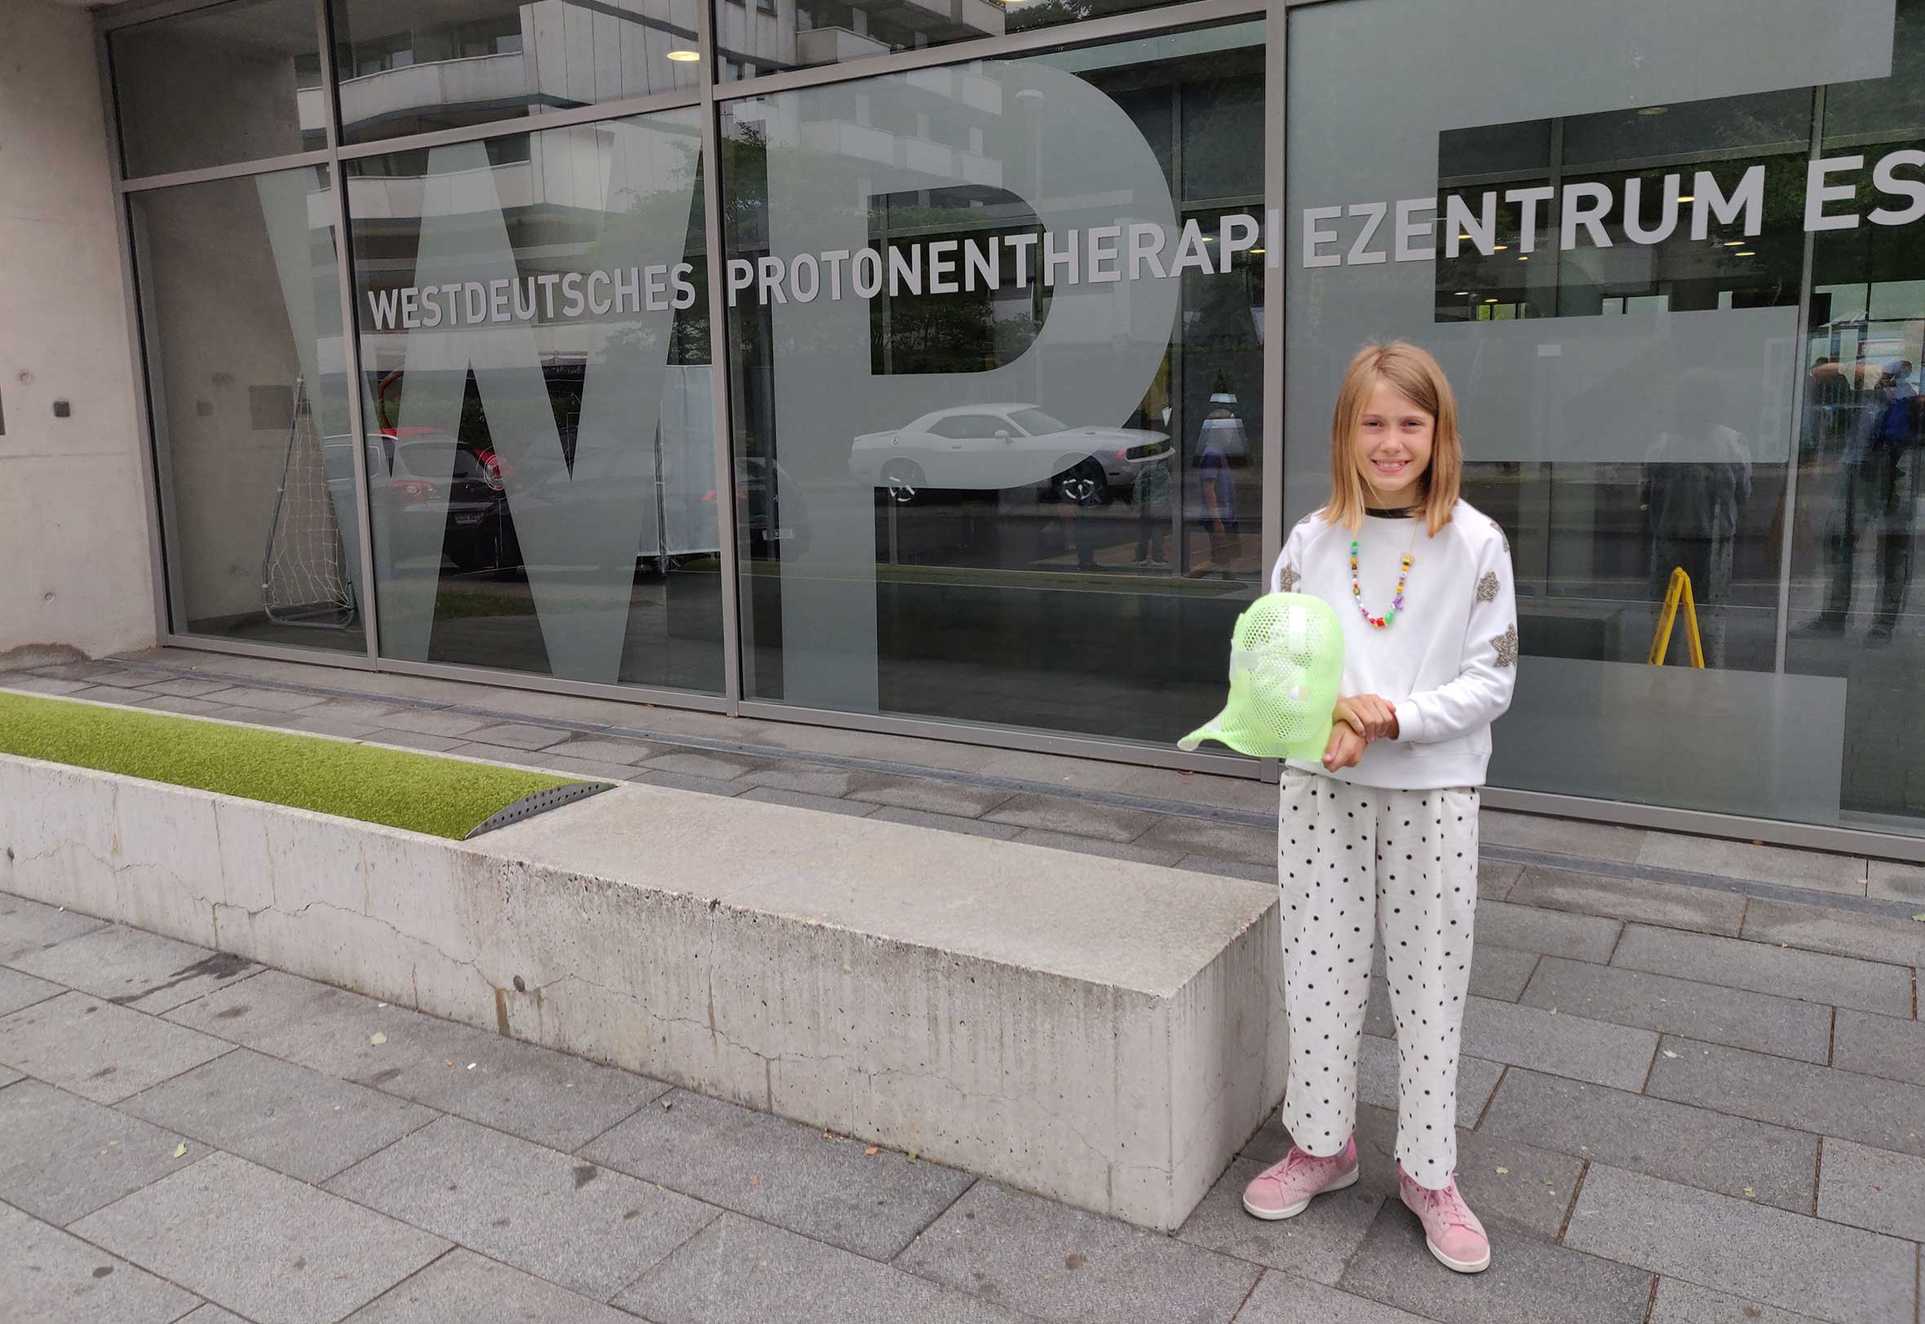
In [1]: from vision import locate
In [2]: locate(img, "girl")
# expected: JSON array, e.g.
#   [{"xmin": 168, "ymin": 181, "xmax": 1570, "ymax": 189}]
[{"xmin": 1240, "ymin": 341, "xmax": 1517, "ymax": 1275}]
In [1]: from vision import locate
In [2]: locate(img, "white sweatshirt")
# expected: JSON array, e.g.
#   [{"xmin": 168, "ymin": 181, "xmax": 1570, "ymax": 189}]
[{"xmin": 1270, "ymin": 499, "xmax": 1517, "ymax": 789}]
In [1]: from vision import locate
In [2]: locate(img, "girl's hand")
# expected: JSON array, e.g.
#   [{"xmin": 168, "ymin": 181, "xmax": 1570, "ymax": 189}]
[
  {"xmin": 1340, "ymin": 694, "xmax": 1400, "ymax": 741},
  {"xmin": 1323, "ymin": 722, "xmax": 1367, "ymax": 770}
]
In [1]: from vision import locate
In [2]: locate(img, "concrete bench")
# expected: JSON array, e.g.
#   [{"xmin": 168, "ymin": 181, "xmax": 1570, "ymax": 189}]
[{"xmin": 0, "ymin": 753, "xmax": 1284, "ymax": 1230}]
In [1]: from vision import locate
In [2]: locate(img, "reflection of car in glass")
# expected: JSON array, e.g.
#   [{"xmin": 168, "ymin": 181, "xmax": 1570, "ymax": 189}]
[
  {"xmin": 849, "ymin": 404, "xmax": 1172, "ymax": 506},
  {"xmin": 377, "ymin": 431, "xmax": 518, "ymax": 573}
]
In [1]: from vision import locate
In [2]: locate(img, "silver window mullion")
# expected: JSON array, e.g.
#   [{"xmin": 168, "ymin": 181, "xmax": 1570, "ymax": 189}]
[
  {"xmin": 1258, "ymin": 0, "xmax": 1286, "ymax": 784},
  {"xmin": 699, "ymin": 0, "xmax": 745, "ymax": 711},
  {"xmin": 1774, "ymin": 84, "xmax": 1826, "ymax": 675}
]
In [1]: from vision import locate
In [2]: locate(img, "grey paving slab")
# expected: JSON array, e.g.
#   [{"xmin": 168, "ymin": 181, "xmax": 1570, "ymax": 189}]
[
  {"xmin": 294, "ymin": 697, "xmax": 404, "ymax": 724},
  {"xmin": 1817, "ymin": 1138, "xmax": 1925, "ymax": 1242},
  {"xmin": 0, "ymin": 1064, "xmax": 19, "ymax": 1088},
  {"xmin": 1740, "ymin": 899, "xmax": 1925, "ymax": 969},
  {"xmin": 134, "ymin": 676, "xmax": 238, "ymax": 698},
  {"xmin": 1474, "ymin": 899, "xmax": 1622, "ymax": 963},
  {"xmin": 328, "ymin": 1115, "xmax": 715, "ymax": 1301},
  {"xmin": 175, "ymin": 1307, "xmax": 254, "ymax": 1324},
  {"xmin": 583, "ymin": 1088, "xmax": 973, "ymax": 1261},
  {"xmin": 1833, "ymin": 1010, "xmax": 1925, "ymax": 1088},
  {"xmin": 549, "ymin": 735, "xmax": 660, "ymax": 765},
  {"xmin": 1337, "ymin": 1200, "xmax": 1653, "ymax": 1324},
  {"xmin": 1564, "ymin": 1163, "xmax": 1914, "ymax": 1324},
  {"xmin": 275, "ymin": 712, "xmax": 382, "ymax": 740},
  {"xmin": 0, "ymin": 992, "xmax": 231, "ymax": 1103},
  {"xmin": 1354, "ymin": 1103, "xmax": 1581, "ymax": 1239},
  {"xmin": 897, "ymin": 1180, "xmax": 1260, "ymax": 1324},
  {"xmin": 845, "ymin": 776, "xmax": 1018, "ymax": 818},
  {"xmin": 373, "ymin": 707, "xmax": 493, "ymax": 737},
  {"xmin": 134, "ymin": 694, "xmax": 230, "ymax": 717},
  {"xmin": 0, "ymin": 1078, "xmax": 202, "ymax": 1225},
  {"xmin": 1868, "ymin": 862, "xmax": 1925, "ymax": 905},
  {"xmin": 529, "ymin": 753, "xmax": 643, "ymax": 783},
  {"xmin": 1179, "ymin": 854, "xmax": 1275, "ymax": 884},
  {"xmin": 1357, "ymin": 1034, "xmax": 1503, "ymax": 1128},
  {"xmin": 0, "ymin": 1199, "xmax": 199, "ymax": 1324},
  {"xmin": 443, "ymin": 740, "xmax": 569, "ymax": 769},
  {"xmin": 364, "ymin": 728, "xmax": 465, "ymax": 753},
  {"xmin": 1481, "ymin": 811, "xmax": 1647, "ymax": 864},
  {"xmin": 1480, "ymin": 1068, "xmax": 1817, "ymax": 1212},
  {"xmin": 618, "ymin": 1213, "xmax": 1029, "ymax": 1324},
  {"xmin": 122, "ymin": 1047, "xmax": 437, "ymax": 1184},
  {"xmin": 10, "ymin": 925, "xmax": 258, "ymax": 1013},
  {"xmin": 739, "ymin": 786, "xmax": 881, "ymax": 818},
  {"xmin": 202, "ymin": 685, "xmax": 331, "ymax": 713},
  {"xmin": 0, "ymin": 673, "xmax": 92, "ymax": 695},
  {"xmin": 1008, "ymin": 828, "xmax": 1186, "ymax": 867},
  {"xmin": 1131, "ymin": 815, "xmax": 1279, "ymax": 867},
  {"xmin": 166, "ymin": 970, "xmax": 665, "ymax": 1151},
  {"xmin": 1237, "ymin": 1273, "xmax": 1442, "ymax": 1324},
  {"xmin": 982, "ymin": 792, "xmax": 1152, "ymax": 843},
  {"xmin": 1647, "ymin": 1036, "xmax": 1925, "ymax": 1159},
  {"xmin": 1649, "ymin": 1279, "xmax": 1830, "ymax": 1324},
  {"xmin": 74, "ymin": 1150, "xmax": 449, "ymax": 1324},
  {"xmin": 0, "ymin": 891, "xmax": 106, "ymax": 962},
  {"xmin": 639, "ymin": 750, "xmax": 769, "ymax": 780},
  {"xmin": 736, "ymin": 764, "xmax": 873, "ymax": 797},
  {"xmin": 1611, "ymin": 925, "xmax": 1912, "ymax": 1017},
  {"xmin": 1364, "ymin": 946, "xmax": 1545, "ymax": 1033},
  {"xmin": 345, "ymin": 1248, "xmax": 639, "ymax": 1324},
  {"xmin": 1175, "ymin": 1153, "xmax": 1385, "ymax": 1285},
  {"xmin": 1520, "ymin": 957, "xmax": 1833, "ymax": 1065},
  {"xmin": 71, "ymin": 683, "xmax": 162, "ymax": 705},
  {"xmin": 1505, "ymin": 866, "xmax": 1749, "ymax": 937},
  {"xmin": 1478, "ymin": 860, "xmax": 1525, "ymax": 901},
  {"xmin": 626, "ymin": 768, "xmax": 747, "ymax": 797},
  {"xmin": 867, "ymin": 805, "xmax": 1026, "ymax": 840},
  {"xmin": 1460, "ymin": 996, "xmax": 1659, "ymax": 1091},
  {"xmin": 1639, "ymin": 835, "xmax": 1868, "ymax": 897},
  {"xmin": 0, "ymin": 965, "xmax": 63, "ymax": 1016},
  {"xmin": 462, "ymin": 721, "xmax": 570, "ymax": 750}
]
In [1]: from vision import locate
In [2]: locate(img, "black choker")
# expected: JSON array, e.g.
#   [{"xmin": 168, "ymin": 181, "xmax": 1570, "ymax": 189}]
[{"xmin": 1365, "ymin": 505, "xmax": 1419, "ymax": 519}]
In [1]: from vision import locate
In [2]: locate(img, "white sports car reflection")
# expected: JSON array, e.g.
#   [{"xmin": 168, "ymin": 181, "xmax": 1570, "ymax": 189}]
[{"xmin": 850, "ymin": 403, "xmax": 1172, "ymax": 505}]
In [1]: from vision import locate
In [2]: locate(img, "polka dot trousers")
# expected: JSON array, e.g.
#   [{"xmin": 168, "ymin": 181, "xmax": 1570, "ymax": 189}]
[{"xmin": 1277, "ymin": 767, "xmax": 1479, "ymax": 1190}]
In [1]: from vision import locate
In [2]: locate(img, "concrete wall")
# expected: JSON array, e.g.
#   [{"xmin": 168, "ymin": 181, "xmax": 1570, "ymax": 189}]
[{"xmin": 0, "ymin": 1, "xmax": 155, "ymax": 663}]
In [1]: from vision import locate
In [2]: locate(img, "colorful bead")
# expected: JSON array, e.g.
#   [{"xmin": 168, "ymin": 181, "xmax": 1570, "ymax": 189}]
[{"xmin": 1351, "ymin": 536, "xmax": 1415, "ymax": 630}]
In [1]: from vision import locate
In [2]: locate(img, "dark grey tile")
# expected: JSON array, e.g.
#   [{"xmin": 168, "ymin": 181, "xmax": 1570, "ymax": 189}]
[
  {"xmin": 0, "ymin": 892, "xmax": 106, "ymax": 962},
  {"xmin": 1611, "ymin": 925, "xmax": 1911, "ymax": 1017},
  {"xmin": 1482, "ymin": 812, "xmax": 1647, "ymax": 865},
  {"xmin": 1354, "ymin": 1104, "xmax": 1581, "ymax": 1239},
  {"xmin": 1132, "ymin": 815, "xmax": 1278, "ymax": 867},
  {"xmin": 1357, "ymin": 1035, "xmax": 1503, "ymax": 1128},
  {"xmin": 1506, "ymin": 867, "xmax": 1748, "ymax": 937},
  {"xmin": 1520, "ymin": 958, "xmax": 1833, "ymax": 1065},
  {"xmin": 983, "ymin": 793, "xmax": 1151, "ymax": 844},
  {"xmin": 73, "ymin": 1151, "xmax": 448, "ymax": 1324},
  {"xmin": 626, "ymin": 768, "xmax": 747, "ymax": 797},
  {"xmin": 374, "ymin": 708, "xmax": 494, "ymax": 738},
  {"xmin": 1363, "ymin": 947, "xmax": 1544, "ymax": 1034},
  {"xmin": 639, "ymin": 750, "xmax": 768, "ymax": 780},
  {"xmin": 1817, "ymin": 1138, "xmax": 1925, "ymax": 1242},
  {"xmin": 1649, "ymin": 1279, "xmax": 1830, "ymax": 1324},
  {"xmin": 1337, "ymin": 1199, "xmax": 1652, "ymax": 1324},
  {"xmin": 10, "ymin": 926, "xmax": 257, "ymax": 1014},
  {"xmin": 1563, "ymin": 1163, "xmax": 1914, "ymax": 1324},
  {"xmin": 1177, "ymin": 854, "xmax": 1276, "ymax": 883},
  {"xmin": 1236, "ymin": 1273, "xmax": 1441, "ymax": 1324},
  {"xmin": 1740, "ymin": 899, "xmax": 1925, "ymax": 969},
  {"xmin": 344, "ymin": 1248, "xmax": 639, "ymax": 1323},
  {"xmin": 0, "ymin": 1199, "xmax": 198, "ymax": 1324},
  {"xmin": 1647, "ymin": 1037, "xmax": 1925, "ymax": 1160},
  {"xmin": 0, "ymin": 992, "xmax": 230, "ymax": 1103},
  {"xmin": 737, "ymin": 765, "xmax": 872, "ymax": 797},
  {"xmin": 365, "ymin": 728, "xmax": 465, "ymax": 753},
  {"xmin": 845, "ymin": 777, "xmax": 1016, "ymax": 818},
  {"xmin": 739, "ymin": 786, "xmax": 880, "ymax": 818},
  {"xmin": 1175, "ymin": 1154, "xmax": 1384, "ymax": 1285},
  {"xmin": 1460, "ymin": 997, "xmax": 1659, "ymax": 1091},
  {"xmin": 897, "ymin": 1180, "xmax": 1260, "ymax": 1324},
  {"xmin": 583, "ymin": 1089, "xmax": 973, "ymax": 1261},
  {"xmin": 548, "ymin": 736, "xmax": 659, "ymax": 766},
  {"xmin": 1868, "ymin": 862, "xmax": 1925, "ymax": 906},
  {"xmin": 328, "ymin": 1115, "xmax": 714, "ymax": 1301},
  {"xmin": 133, "ymin": 695, "xmax": 229, "ymax": 718},
  {"xmin": 203, "ymin": 685, "xmax": 330, "ymax": 713},
  {"xmin": 1833, "ymin": 1011, "xmax": 1925, "ymax": 1088},
  {"xmin": 69, "ymin": 684, "xmax": 158, "ymax": 705},
  {"xmin": 1008, "ymin": 828, "xmax": 1185, "ymax": 867},
  {"xmin": 0, "ymin": 966, "xmax": 63, "ymax": 1016},
  {"xmin": 1481, "ymin": 1068, "xmax": 1817, "ymax": 1212},
  {"xmin": 1638, "ymin": 836, "xmax": 1867, "ymax": 897},
  {"xmin": 1477, "ymin": 861, "xmax": 1525, "ymax": 901},
  {"xmin": 0, "ymin": 674, "xmax": 91, "ymax": 696},
  {"xmin": 463, "ymin": 722, "xmax": 571, "ymax": 751},
  {"xmin": 443, "ymin": 741, "xmax": 566, "ymax": 769},
  {"xmin": 276, "ymin": 712, "xmax": 381, "ymax": 740},
  {"xmin": 866, "ymin": 806, "xmax": 1025, "ymax": 840},
  {"xmin": 0, "ymin": 1079, "xmax": 202, "ymax": 1225},
  {"xmin": 135, "ymin": 676, "xmax": 236, "ymax": 698},
  {"xmin": 122, "ymin": 1048, "xmax": 436, "ymax": 1184},
  {"xmin": 1474, "ymin": 899, "xmax": 1621, "ymax": 963},
  {"xmin": 617, "ymin": 1213, "xmax": 1028, "ymax": 1324}
]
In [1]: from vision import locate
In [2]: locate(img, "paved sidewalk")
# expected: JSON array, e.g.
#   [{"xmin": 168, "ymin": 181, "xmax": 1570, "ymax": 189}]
[{"xmin": 4, "ymin": 835, "xmax": 1924, "ymax": 1321}]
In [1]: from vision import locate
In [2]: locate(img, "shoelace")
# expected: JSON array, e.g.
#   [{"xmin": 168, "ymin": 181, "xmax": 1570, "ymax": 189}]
[
  {"xmin": 1273, "ymin": 1146, "xmax": 1338, "ymax": 1183},
  {"xmin": 1417, "ymin": 1181, "xmax": 1480, "ymax": 1235}
]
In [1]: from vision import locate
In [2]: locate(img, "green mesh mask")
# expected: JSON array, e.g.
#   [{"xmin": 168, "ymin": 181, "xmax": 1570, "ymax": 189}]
[{"xmin": 1178, "ymin": 592, "xmax": 1346, "ymax": 759}]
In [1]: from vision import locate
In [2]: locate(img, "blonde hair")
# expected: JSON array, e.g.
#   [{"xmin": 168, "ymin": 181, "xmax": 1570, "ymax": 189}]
[{"xmin": 1324, "ymin": 340, "xmax": 1462, "ymax": 536}]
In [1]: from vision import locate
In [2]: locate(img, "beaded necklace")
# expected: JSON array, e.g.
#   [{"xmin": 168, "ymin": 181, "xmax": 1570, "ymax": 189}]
[{"xmin": 1349, "ymin": 512, "xmax": 1421, "ymax": 629}]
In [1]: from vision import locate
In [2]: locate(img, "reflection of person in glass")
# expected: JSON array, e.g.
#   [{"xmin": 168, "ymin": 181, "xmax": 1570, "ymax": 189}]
[
  {"xmin": 1816, "ymin": 358, "xmax": 1919, "ymax": 642},
  {"xmin": 1242, "ymin": 342, "xmax": 1516, "ymax": 1277},
  {"xmin": 1644, "ymin": 371, "xmax": 1753, "ymax": 668},
  {"xmin": 1132, "ymin": 450, "xmax": 1171, "ymax": 568},
  {"xmin": 1187, "ymin": 415, "xmax": 1242, "ymax": 578}
]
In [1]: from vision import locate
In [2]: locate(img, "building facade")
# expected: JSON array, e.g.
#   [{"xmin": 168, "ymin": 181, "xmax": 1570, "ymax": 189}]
[{"xmin": 6, "ymin": 0, "xmax": 1925, "ymax": 857}]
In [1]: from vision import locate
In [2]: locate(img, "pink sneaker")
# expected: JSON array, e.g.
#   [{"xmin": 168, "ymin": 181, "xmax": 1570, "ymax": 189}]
[
  {"xmin": 1242, "ymin": 1138, "xmax": 1359, "ymax": 1220},
  {"xmin": 1398, "ymin": 1165, "xmax": 1491, "ymax": 1273}
]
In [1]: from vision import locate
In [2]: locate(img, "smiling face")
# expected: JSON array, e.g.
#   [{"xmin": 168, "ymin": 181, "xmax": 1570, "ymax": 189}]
[{"xmin": 1352, "ymin": 379, "xmax": 1435, "ymax": 508}]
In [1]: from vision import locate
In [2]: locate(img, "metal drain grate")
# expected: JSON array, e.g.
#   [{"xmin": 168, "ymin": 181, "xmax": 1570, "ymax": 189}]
[{"xmin": 466, "ymin": 781, "xmax": 614, "ymax": 839}]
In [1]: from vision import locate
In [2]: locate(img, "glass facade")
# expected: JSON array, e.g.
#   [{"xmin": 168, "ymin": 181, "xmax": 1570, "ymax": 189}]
[{"xmin": 113, "ymin": 0, "xmax": 1925, "ymax": 848}]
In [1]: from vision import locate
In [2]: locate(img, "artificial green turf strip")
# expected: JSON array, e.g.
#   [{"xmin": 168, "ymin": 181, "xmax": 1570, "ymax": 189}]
[{"xmin": 0, "ymin": 690, "xmax": 581, "ymax": 840}]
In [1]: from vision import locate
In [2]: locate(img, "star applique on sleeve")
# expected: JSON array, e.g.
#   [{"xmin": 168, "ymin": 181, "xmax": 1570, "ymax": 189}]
[
  {"xmin": 1279, "ymin": 565, "xmax": 1300, "ymax": 592},
  {"xmin": 1492, "ymin": 624, "xmax": 1519, "ymax": 668},
  {"xmin": 1476, "ymin": 570, "xmax": 1499, "ymax": 603}
]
